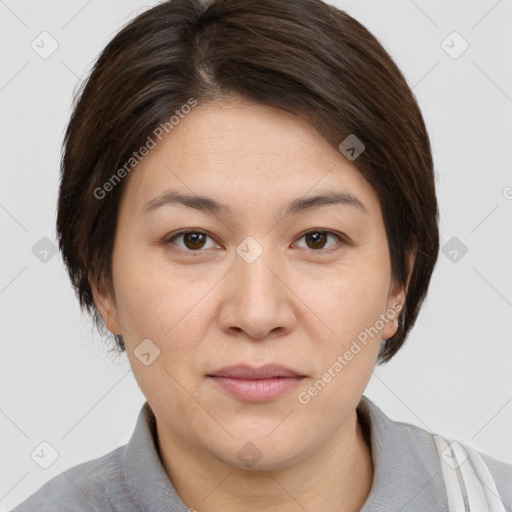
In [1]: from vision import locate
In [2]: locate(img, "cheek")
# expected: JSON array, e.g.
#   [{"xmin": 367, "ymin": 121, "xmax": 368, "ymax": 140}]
[
  {"xmin": 314, "ymin": 265, "xmax": 390, "ymax": 340},
  {"xmin": 112, "ymin": 247, "xmax": 216, "ymax": 387},
  {"xmin": 111, "ymin": 242, "xmax": 196, "ymax": 338},
  {"xmin": 299, "ymin": 274, "xmax": 385, "ymax": 411},
  {"xmin": 300, "ymin": 266, "xmax": 389, "ymax": 393}
]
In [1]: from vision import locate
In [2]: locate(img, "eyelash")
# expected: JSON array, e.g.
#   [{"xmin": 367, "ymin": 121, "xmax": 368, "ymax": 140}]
[{"xmin": 164, "ymin": 228, "xmax": 347, "ymax": 256}]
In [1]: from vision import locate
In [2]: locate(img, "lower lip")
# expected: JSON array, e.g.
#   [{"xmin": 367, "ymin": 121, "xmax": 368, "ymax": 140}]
[{"xmin": 208, "ymin": 376, "xmax": 304, "ymax": 402}]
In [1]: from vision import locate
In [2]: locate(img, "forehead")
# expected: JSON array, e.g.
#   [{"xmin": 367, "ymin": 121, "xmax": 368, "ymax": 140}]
[{"xmin": 119, "ymin": 97, "xmax": 379, "ymax": 219}]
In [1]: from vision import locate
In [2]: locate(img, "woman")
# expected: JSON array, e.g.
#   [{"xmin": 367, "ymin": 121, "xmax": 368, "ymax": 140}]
[{"xmin": 13, "ymin": 0, "xmax": 511, "ymax": 510}]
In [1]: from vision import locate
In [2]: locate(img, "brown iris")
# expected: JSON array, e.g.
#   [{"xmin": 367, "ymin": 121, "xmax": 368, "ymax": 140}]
[
  {"xmin": 182, "ymin": 232, "xmax": 207, "ymax": 250},
  {"xmin": 304, "ymin": 231, "xmax": 328, "ymax": 250}
]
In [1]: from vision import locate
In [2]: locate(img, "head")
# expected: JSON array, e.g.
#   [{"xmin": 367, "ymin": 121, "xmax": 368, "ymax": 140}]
[{"xmin": 57, "ymin": 0, "xmax": 438, "ymax": 469}]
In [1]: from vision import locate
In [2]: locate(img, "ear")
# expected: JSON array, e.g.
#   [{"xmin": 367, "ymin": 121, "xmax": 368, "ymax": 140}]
[
  {"xmin": 91, "ymin": 279, "xmax": 123, "ymax": 335},
  {"xmin": 381, "ymin": 250, "xmax": 416, "ymax": 340}
]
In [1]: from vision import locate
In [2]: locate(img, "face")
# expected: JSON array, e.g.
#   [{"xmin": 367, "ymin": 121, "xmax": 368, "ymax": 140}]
[{"xmin": 94, "ymin": 95, "xmax": 406, "ymax": 471}]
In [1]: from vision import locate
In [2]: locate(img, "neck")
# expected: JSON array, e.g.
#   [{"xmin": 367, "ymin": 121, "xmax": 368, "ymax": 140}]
[{"xmin": 156, "ymin": 409, "xmax": 374, "ymax": 512}]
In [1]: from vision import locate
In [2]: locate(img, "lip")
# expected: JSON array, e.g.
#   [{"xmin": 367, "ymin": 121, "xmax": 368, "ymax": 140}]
[
  {"xmin": 207, "ymin": 364, "xmax": 306, "ymax": 402},
  {"xmin": 208, "ymin": 364, "xmax": 305, "ymax": 379}
]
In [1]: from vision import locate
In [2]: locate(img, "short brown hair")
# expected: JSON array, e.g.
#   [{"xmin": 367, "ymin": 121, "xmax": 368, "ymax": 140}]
[{"xmin": 57, "ymin": 0, "xmax": 439, "ymax": 364}]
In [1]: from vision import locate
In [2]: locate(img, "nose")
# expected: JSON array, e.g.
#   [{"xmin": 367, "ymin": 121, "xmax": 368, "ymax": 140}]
[{"xmin": 218, "ymin": 241, "xmax": 296, "ymax": 340}]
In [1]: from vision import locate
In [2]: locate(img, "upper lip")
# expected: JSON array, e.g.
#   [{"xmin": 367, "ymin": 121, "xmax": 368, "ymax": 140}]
[{"xmin": 207, "ymin": 364, "xmax": 305, "ymax": 379}]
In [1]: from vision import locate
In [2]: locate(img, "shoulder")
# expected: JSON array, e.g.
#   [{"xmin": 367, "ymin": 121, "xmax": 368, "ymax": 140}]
[
  {"xmin": 478, "ymin": 451, "xmax": 512, "ymax": 508},
  {"xmin": 398, "ymin": 418, "xmax": 511, "ymax": 509},
  {"xmin": 10, "ymin": 445, "xmax": 139, "ymax": 512},
  {"xmin": 358, "ymin": 397, "xmax": 511, "ymax": 511}
]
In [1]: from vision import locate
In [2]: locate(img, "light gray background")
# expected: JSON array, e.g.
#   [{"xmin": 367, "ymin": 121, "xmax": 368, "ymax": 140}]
[{"xmin": 1, "ymin": 0, "xmax": 511, "ymax": 509}]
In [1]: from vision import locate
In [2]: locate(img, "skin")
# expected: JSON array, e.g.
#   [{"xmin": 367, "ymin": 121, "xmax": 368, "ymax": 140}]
[{"xmin": 93, "ymin": 94, "xmax": 412, "ymax": 512}]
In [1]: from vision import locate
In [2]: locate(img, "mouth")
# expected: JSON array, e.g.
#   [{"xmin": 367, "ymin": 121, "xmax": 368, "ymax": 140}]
[{"xmin": 206, "ymin": 364, "xmax": 307, "ymax": 402}]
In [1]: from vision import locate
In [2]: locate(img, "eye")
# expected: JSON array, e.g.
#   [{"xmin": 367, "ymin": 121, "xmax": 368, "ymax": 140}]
[
  {"xmin": 294, "ymin": 229, "xmax": 346, "ymax": 253},
  {"xmin": 164, "ymin": 229, "xmax": 347, "ymax": 254},
  {"xmin": 165, "ymin": 229, "xmax": 220, "ymax": 252}
]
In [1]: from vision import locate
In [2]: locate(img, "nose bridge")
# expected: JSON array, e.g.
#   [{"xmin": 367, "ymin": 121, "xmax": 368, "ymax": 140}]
[
  {"xmin": 234, "ymin": 234, "xmax": 280, "ymax": 297},
  {"xmin": 220, "ymin": 234, "xmax": 295, "ymax": 338}
]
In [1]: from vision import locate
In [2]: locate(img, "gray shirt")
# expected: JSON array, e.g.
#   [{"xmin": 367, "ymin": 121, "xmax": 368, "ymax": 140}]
[{"xmin": 11, "ymin": 395, "xmax": 512, "ymax": 511}]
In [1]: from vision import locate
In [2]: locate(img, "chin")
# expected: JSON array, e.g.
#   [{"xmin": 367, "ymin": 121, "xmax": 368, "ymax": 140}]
[
  {"xmin": 209, "ymin": 432, "xmax": 308, "ymax": 472},
  {"xmin": 222, "ymin": 448, "xmax": 304, "ymax": 473}
]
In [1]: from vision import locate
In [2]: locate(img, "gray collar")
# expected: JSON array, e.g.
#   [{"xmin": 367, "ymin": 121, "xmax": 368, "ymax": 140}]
[
  {"xmin": 357, "ymin": 396, "xmax": 448, "ymax": 511},
  {"xmin": 122, "ymin": 401, "xmax": 185, "ymax": 511},
  {"xmin": 122, "ymin": 396, "xmax": 447, "ymax": 511}
]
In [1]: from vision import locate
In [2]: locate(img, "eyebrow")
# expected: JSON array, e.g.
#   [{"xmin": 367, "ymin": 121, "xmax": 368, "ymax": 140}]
[{"xmin": 143, "ymin": 189, "xmax": 368, "ymax": 218}]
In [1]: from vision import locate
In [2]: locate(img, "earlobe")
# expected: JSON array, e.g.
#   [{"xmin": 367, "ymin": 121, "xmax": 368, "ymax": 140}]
[
  {"xmin": 382, "ymin": 291, "xmax": 404, "ymax": 340},
  {"xmin": 91, "ymin": 280, "xmax": 123, "ymax": 335},
  {"xmin": 382, "ymin": 250, "xmax": 415, "ymax": 340}
]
